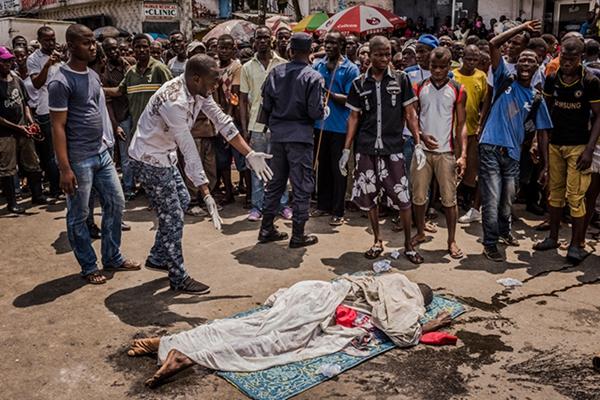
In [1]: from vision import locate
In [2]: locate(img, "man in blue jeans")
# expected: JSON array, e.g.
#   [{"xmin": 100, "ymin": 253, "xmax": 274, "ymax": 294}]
[
  {"xmin": 49, "ymin": 24, "xmax": 140, "ymax": 284},
  {"xmin": 479, "ymin": 20, "xmax": 553, "ymax": 262}
]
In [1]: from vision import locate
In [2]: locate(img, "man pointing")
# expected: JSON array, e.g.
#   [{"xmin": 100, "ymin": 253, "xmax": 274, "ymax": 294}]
[{"xmin": 129, "ymin": 54, "xmax": 272, "ymax": 294}]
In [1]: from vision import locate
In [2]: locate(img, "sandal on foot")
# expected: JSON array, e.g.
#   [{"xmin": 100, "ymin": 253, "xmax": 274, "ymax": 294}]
[
  {"xmin": 104, "ymin": 259, "xmax": 141, "ymax": 272},
  {"xmin": 405, "ymin": 250, "xmax": 424, "ymax": 264},
  {"xmin": 310, "ymin": 209, "xmax": 329, "ymax": 218},
  {"xmin": 448, "ymin": 245, "xmax": 464, "ymax": 259},
  {"xmin": 365, "ymin": 243, "xmax": 384, "ymax": 259},
  {"xmin": 84, "ymin": 271, "xmax": 106, "ymax": 285},
  {"xmin": 391, "ymin": 224, "xmax": 403, "ymax": 232},
  {"xmin": 533, "ymin": 237, "xmax": 559, "ymax": 251},
  {"xmin": 566, "ymin": 246, "xmax": 590, "ymax": 264}
]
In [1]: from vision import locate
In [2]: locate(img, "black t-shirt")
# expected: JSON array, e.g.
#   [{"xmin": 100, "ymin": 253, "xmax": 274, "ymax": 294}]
[
  {"xmin": 543, "ymin": 66, "xmax": 600, "ymax": 145},
  {"xmin": 0, "ymin": 73, "xmax": 27, "ymax": 137},
  {"xmin": 347, "ymin": 69, "xmax": 417, "ymax": 155}
]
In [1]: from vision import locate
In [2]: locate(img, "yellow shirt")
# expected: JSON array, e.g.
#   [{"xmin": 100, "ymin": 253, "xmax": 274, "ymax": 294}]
[
  {"xmin": 240, "ymin": 53, "xmax": 287, "ymax": 132},
  {"xmin": 452, "ymin": 68, "xmax": 488, "ymax": 135}
]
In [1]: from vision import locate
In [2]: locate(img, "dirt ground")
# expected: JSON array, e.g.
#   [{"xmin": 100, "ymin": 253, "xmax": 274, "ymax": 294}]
[{"xmin": 1, "ymin": 195, "xmax": 599, "ymax": 400}]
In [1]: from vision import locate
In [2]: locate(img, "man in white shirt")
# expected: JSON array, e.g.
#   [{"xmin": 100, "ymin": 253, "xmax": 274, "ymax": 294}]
[
  {"xmin": 129, "ymin": 54, "xmax": 273, "ymax": 295},
  {"xmin": 28, "ymin": 26, "xmax": 62, "ymax": 197}
]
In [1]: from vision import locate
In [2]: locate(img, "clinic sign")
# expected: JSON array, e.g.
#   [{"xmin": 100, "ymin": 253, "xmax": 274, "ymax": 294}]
[{"xmin": 143, "ymin": 2, "xmax": 177, "ymax": 21}]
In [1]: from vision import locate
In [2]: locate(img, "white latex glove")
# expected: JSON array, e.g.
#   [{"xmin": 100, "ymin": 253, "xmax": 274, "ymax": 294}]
[
  {"xmin": 339, "ymin": 148, "xmax": 350, "ymax": 176},
  {"xmin": 246, "ymin": 150, "xmax": 273, "ymax": 182},
  {"xmin": 203, "ymin": 194, "xmax": 223, "ymax": 230},
  {"xmin": 414, "ymin": 143, "xmax": 426, "ymax": 171},
  {"xmin": 323, "ymin": 106, "xmax": 331, "ymax": 120}
]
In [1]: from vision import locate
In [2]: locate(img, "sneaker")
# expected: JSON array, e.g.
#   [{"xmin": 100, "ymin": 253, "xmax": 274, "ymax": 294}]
[
  {"xmin": 171, "ymin": 276, "xmax": 210, "ymax": 295},
  {"xmin": 498, "ymin": 234, "xmax": 520, "ymax": 247},
  {"xmin": 280, "ymin": 207, "xmax": 293, "ymax": 220},
  {"xmin": 329, "ymin": 216, "xmax": 344, "ymax": 226},
  {"xmin": 88, "ymin": 223, "xmax": 101, "ymax": 239},
  {"xmin": 247, "ymin": 209, "xmax": 262, "ymax": 222},
  {"xmin": 458, "ymin": 208, "xmax": 481, "ymax": 224},
  {"xmin": 289, "ymin": 234, "xmax": 319, "ymax": 248},
  {"xmin": 145, "ymin": 259, "xmax": 168, "ymax": 273},
  {"xmin": 124, "ymin": 192, "xmax": 136, "ymax": 201},
  {"xmin": 483, "ymin": 245, "xmax": 503, "ymax": 262}
]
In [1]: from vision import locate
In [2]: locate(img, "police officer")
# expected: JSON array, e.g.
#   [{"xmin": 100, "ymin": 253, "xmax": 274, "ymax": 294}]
[{"xmin": 258, "ymin": 32, "xmax": 326, "ymax": 248}]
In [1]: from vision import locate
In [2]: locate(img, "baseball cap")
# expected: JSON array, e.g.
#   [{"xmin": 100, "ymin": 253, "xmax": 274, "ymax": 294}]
[
  {"xmin": 0, "ymin": 46, "xmax": 15, "ymax": 60},
  {"xmin": 187, "ymin": 40, "xmax": 206, "ymax": 55},
  {"xmin": 417, "ymin": 34, "xmax": 439, "ymax": 49},
  {"xmin": 402, "ymin": 39, "xmax": 417, "ymax": 54},
  {"xmin": 290, "ymin": 32, "xmax": 312, "ymax": 52}
]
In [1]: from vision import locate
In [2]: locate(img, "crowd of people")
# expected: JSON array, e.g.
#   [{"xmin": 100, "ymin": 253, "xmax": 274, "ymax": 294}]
[{"xmin": 1, "ymin": 14, "xmax": 600, "ymax": 293}]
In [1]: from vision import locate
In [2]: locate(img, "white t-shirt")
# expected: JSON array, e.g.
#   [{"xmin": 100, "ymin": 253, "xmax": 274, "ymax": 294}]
[
  {"xmin": 168, "ymin": 57, "xmax": 187, "ymax": 77},
  {"xmin": 417, "ymin": 79, "xmax": 464, "ymax": 153},
  {"xmin": 26, "ymin": 49, "xmax": 62, "ymax": 116}
]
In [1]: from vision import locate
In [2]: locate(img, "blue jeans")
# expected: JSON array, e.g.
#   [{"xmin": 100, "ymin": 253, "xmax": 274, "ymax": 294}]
[
  {"xmin": 117, "ymin": 116, "xmax": 135, "ymax": 194},
  {"xmin": 132, "ymin": 160, "xmax": 190, "ymax": 288},
  {"xmin": 249, "ymin": 131, "xmax": 288, "ymax": 213},
  {"xmin": 67, "ymin": 150, "xmax": 125, "ymax": 276},
  {"xmin": 479, "ymin": 144, "xmax": 519, "ymax": 247}
]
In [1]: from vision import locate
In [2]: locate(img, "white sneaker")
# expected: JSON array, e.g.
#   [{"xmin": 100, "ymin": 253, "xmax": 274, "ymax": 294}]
[{"xmin": 459, "ymin": 208, "xmax": 481, "ymax": 224}]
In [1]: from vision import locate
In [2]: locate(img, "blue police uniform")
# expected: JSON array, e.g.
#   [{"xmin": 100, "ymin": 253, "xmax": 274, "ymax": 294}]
[{"xmin": 258, "ymin": 34, "xmax": 325, "ymax": 247}]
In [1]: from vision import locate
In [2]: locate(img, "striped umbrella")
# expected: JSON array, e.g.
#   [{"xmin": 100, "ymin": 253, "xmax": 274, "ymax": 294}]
[
  {"xmin": 293, "ymin": 11, "xmax": 329, "ymax": 32},
  {"xmin": 370, "ymin": 6, "xmax": 406, "ymax": 28},
  {"xmin": 316, "ymin": 5, "xmax": 395, "ymax": 35}
]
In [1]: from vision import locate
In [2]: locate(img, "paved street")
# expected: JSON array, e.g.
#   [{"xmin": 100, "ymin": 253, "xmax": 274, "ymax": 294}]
[{"xmin": 1, "ymin": 197, "xmax": 599, "ymax": 400}]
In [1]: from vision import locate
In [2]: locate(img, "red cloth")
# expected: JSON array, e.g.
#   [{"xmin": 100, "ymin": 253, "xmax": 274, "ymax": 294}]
[
  {"xmin": 335, "ymin": 305, "xmax": 357, "ymax": 328},
  {"xmin": 420, "ymin": 332, "xmax": 458, "ymax": 346}
]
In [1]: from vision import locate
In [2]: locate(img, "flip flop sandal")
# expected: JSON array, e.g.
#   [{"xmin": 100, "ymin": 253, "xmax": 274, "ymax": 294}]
[
  {"xmin": 533, "ymin": 237, "xmax": 559, "ymax": 251},
  {"xmin": 365, "ymin": 244, "xmax": 384, "ymax": 259},
  {"xmin": 391, "ymin": 224, "xmax": 404, "ymax": 232},
  {"xmin": 405, "ymin": 250, "xmax": 424, "ymax": 264},
  {"xmin": 310, "ymin": 209, "xmax": 329, "ymax": 218},
  {"xmin": 424, "ymin": 222, "xmax": 438, "ymax": 233},
  {"xmin": 84, "ymin": 271, "xmax": 106, "ymax": 285},
  {"xmin": 566, "ymin": 246, "xmax": 590, "ymax": 264},
  {"xmin": 448, "ymin": 247, "xmax": 464, "ymax": 259}
]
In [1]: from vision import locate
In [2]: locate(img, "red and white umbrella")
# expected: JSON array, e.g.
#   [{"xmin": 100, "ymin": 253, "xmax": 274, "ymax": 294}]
[{"xmin": 316, "ymin": 5, "xmax": 396, "ymax": 35}]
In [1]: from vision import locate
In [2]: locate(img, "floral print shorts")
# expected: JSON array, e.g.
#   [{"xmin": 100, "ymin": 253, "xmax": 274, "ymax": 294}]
[{"xmin": 351, "ymin": 152, "xmax": 411, "ymax": 211}]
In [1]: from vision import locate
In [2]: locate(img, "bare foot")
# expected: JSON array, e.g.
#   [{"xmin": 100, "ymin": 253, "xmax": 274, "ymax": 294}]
[
  {"xmin": 127, "ymin": 337, "xmax": 160, "ymax": 357},
  {"xmin": 145, "ymin": 349, "xmax": 195, "ymax": 388}
]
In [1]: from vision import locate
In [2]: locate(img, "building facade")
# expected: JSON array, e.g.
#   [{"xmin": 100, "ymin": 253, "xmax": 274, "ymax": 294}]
[{"xmin": 17, "ymin": 0, "xmax": 196, "ymax": 35}]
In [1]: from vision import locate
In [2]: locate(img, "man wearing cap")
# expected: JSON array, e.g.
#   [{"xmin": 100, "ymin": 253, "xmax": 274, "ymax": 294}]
[
  {"xmin": 404, "ymin": 34, "xmax": 439, "ymax": 84},
  {"xmin": 257, "ymin": 32, "xmax": 326, "ymax": 248},
  {"xmin": 0, "ymin": 46, "xmax": 45, "ymax": 214}
]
